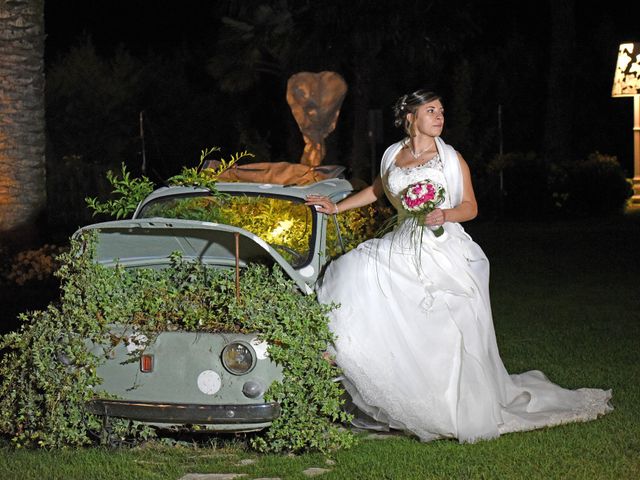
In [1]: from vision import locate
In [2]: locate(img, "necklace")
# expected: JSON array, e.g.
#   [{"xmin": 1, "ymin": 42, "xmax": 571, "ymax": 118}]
[{"xmin": 408, "ymin": 142, "xmax": 435, "ymax": 160}]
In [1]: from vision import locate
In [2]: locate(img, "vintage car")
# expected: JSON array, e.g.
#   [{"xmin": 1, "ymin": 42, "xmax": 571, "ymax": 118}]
[{"xmin": 76, "ymin": 177, "xmax": 354, "ymax": 432}]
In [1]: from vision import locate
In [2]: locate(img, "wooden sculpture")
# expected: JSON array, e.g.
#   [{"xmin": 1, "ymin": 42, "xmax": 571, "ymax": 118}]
[{"xmin": 286, "ymin": 71, "xmax": 347, "ymax": 166}]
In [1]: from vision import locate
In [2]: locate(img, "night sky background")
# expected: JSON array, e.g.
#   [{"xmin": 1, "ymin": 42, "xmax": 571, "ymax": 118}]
[{"xmin": 41, "ymin": 0, "xmax": 640, "ymax": 225}]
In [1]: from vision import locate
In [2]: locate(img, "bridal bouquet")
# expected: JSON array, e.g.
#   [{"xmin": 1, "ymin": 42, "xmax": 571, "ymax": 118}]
[{"xmin": 401, "ymin": 180, "xmax": 446, "ymax": 237}]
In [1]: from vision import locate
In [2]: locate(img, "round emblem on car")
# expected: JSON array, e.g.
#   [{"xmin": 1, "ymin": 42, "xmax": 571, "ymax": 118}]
[
  {"xmin": 197, "ymin": 370, "xmax": 222, "ymax": 395},
  {"xmin": 250, "ymin": 338, "xmax": 269, "ymax": 360},
  {"xmin": 298, "ymin": 265, "xmax": 315, "ymax": 278}
]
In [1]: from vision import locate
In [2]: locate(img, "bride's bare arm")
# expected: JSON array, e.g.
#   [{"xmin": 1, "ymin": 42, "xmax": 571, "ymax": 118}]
[{"xmin": 305, "ymin": 175, "xmax": 385, "ymax": 214}]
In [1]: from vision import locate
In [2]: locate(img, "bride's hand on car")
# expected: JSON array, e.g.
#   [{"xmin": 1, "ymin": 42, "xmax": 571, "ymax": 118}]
[{"xmin": 305, "ymin": 194, "xmax": 339, "ymax": 214}]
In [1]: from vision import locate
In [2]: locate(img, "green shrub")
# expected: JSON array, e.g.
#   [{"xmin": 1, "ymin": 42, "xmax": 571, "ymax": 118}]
[
  {"xmin": 560, "ymin": 152, "xmax": 633, "ymax": 216},
  {"xmin": 2, "ymin": 244, "xmax": 66, "ymax": 286}
]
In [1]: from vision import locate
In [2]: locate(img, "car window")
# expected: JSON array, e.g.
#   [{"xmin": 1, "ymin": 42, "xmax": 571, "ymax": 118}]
[{"xmin": 137, "ymin": 193, "xmax": 314, "ymax": 268}]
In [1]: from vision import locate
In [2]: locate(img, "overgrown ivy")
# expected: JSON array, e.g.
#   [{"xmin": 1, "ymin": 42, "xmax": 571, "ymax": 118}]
[
  {"xmin": 0, "ymin": 234, "xmax": 113, "ymax": 448},
  {"xmin": 0, "ymin": 232, "xmax": 355, "ymax": 453}
]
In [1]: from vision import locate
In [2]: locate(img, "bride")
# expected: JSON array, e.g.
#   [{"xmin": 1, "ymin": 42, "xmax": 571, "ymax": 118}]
[{"xmin": 305, "ymin": 89, "xmax": 612, "ymax": 443}]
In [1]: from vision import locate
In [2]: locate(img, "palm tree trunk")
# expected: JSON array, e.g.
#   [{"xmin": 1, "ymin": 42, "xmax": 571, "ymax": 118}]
[{"xmin": 0, "ymin": 0, "xmax": 46, "ymax": 237}]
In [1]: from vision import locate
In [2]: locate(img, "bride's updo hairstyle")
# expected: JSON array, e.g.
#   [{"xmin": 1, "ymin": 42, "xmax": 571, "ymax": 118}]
[{"xmin": 393, "ymin": 89, "xmax": 441, "ymax": 136}]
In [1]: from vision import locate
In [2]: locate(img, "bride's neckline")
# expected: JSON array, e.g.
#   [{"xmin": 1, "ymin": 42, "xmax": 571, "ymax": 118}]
[
  {"xmin": 393, "ymin": 140, "xmax": 440, "ymax": 170},
  {"xmin": 393, "ymin": 152, "xmax": 440, "ymax": 171}
]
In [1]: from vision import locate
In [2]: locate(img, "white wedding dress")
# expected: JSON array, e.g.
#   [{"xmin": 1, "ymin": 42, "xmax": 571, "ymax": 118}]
[{"xmin": 316, "ymin": 138, "xmax": 612, "ymax": 443}]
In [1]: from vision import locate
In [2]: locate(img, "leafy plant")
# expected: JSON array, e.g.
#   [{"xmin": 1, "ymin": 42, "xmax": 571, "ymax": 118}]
[
  {"xmin": 166, "ymin": 147, "xmax": 254, "ymax": 191},
  {"xmin": 85, "ymin": 163, "xmax": 155, "ymax": 219},
  {"xmin": 0, "ymin": 232, "xmax": 355, "ymax": 453},
  {"xmin": 326, "ymin": 204, "xmax": 394, "ymax": 258},
  {"xmin": 142, "ymin": 195, "xmax": 313, "ymax": 266},
  {"xmin": 86, "ymin": 147, "xmax": 253, "ymax": 219}
]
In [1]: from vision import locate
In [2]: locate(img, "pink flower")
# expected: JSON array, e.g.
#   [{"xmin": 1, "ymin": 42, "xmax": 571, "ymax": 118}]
[
  {"xmin": 400, "ymin": 180, "xmax": 446, "ymax": 237},
  {"xmin": 400, "ymin": 180, "xmax": 445, "ymax": 213}
]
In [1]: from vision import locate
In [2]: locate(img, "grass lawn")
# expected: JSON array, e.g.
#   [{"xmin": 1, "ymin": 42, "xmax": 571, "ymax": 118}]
[{"xmin": 1, "ymin": 213, "xmax": 639, "ymax": 479}]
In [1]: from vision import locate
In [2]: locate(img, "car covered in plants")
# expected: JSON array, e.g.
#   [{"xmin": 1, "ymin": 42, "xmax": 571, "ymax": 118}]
[{"xmin": 74, "ymin": 176, "xmax": 360, "ymax": 436}]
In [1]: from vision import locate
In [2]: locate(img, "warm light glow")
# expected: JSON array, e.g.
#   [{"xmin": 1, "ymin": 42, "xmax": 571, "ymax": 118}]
[
  {"xmin": 0, "ymin": 131, "xmax": 17, "ymax": 222},
  {"xmin": 267, "ymin": 219, "xmax": 294, "ymax": 242},
  {"xmin": 612, "ymin": 42, "xmax": 640, "ymax": 97}
]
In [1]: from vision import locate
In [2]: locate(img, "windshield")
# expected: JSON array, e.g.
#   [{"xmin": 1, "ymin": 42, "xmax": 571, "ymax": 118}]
[{"xmin": 137, "ymin": 193, "xmax": 314, "ymax": 268}]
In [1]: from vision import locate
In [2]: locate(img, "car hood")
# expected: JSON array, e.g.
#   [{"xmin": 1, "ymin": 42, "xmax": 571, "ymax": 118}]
[{"xmin": 75, "ymin": 218, "xmax": 315, "ymax": 294}]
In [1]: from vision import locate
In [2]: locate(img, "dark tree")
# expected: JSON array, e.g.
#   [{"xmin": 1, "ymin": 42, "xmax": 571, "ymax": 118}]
[{"xmin": 543, "ymin": 0, "xmax": 576, "ymax": 163}]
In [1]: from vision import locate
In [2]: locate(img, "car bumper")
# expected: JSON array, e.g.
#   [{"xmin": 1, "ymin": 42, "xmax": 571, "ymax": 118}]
[{"xmin": 86, "ymin": 399, "xmax": 281, "ymax": 425}]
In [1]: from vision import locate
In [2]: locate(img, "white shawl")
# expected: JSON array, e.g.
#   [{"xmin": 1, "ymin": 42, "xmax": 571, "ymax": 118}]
[{"xmin": 379, "ymin": 137, "xmax": 463, "ymax": 208}]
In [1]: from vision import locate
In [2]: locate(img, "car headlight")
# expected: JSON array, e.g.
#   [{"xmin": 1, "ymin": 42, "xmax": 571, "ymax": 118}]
[{"xmin": 221, "ymin": 341, "xmax": 255, "ymax": 375}]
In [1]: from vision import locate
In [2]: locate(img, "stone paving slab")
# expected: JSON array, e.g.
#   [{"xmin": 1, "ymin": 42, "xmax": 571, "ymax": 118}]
[
  {"xmin": 179, "ymin": 460, "xmax": 334, "ymax": 479},
  {"xmin": 302, "ymin": 467, "xmax": 331, "ymax": 477}
]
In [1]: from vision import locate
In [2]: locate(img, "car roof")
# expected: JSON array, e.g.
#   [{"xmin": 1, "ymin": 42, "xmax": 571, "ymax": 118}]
[{"xmin": 152, "ymin": 178, "xmax": 352, "ymax": 198}]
